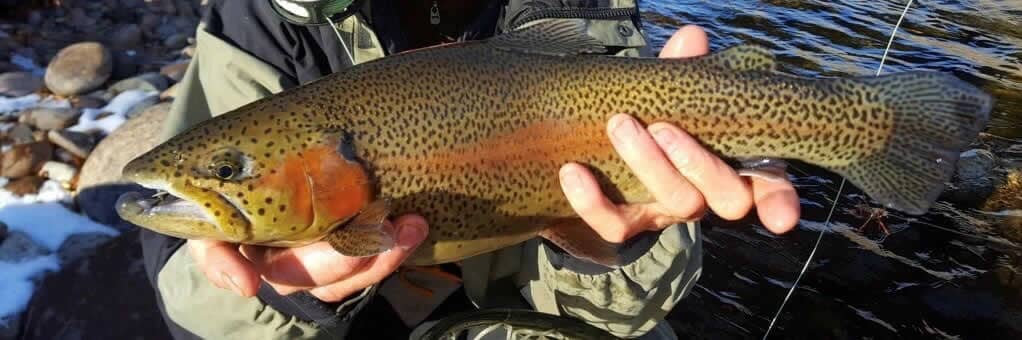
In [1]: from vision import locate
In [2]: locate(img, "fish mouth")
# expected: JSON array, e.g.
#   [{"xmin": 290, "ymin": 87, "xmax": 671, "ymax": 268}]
[{"xmin": 115, "ymin": 180, "xmax": 248, "ymax": 240}]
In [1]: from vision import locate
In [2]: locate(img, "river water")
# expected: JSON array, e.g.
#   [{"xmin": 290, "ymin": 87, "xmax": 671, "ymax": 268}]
[{"xmin": 638, "ymin": 1, "xmax": 1022, "ymax": 339}]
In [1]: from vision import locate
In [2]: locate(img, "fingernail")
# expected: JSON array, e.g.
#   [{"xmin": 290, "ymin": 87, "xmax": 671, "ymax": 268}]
[
  {"xmin": 651, "ymin": 126, "xmax": 677, "ymax": 150},
  {"xmin": 397, "ymin": 223, "xmax": 426, "ymax": 250},
  {"xmin": 221, "ymin": 271, "xmax": 244, "ymax": 296},
  {"xmin": 560, "ymin": 168, "xmax": 583, "ymax": 194},
  {"xmin": 611, "ymin": 115, "xmax": 638, "ymax": 140}
]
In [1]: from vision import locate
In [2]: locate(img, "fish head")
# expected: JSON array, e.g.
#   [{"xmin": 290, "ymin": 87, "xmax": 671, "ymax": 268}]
[{"xmin": 116, "ymin": 112, "xmax": 373, "ymax": 245}]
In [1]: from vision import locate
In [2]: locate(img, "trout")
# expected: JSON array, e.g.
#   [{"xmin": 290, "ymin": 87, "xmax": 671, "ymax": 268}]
[{"xmin": 115, "ymin": 21, "xmax": 992, "ymax": 266}]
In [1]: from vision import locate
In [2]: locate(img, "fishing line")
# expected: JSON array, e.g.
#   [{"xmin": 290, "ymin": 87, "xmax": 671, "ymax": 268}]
[{"xmin": 761, "ymin": 1, "xmax": 914, "ymax": 338}]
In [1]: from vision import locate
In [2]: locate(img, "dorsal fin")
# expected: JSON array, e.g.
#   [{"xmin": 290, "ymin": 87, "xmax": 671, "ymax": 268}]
[
  {"xmin": 695, "ymin": 44, "xmax": 777, "ymax": 72},
  {"xmin": 490, "ymin": 19, "xmax": 608, "ymax": 56}
]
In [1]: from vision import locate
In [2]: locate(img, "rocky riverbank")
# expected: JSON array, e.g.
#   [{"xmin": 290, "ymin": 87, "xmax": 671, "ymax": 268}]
[{"xmin": 0, "ymin": 1, "xmax": 202, "ymax": 338}]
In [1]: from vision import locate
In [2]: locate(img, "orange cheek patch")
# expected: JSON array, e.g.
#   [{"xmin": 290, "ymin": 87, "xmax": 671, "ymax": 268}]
[
  {"xmin": 260, "ymin": 154, "xmax": 314, "ymax": 226},
  {"xmin": 301, "ymin": 145, "xmax": 371, "ymax": 225}
]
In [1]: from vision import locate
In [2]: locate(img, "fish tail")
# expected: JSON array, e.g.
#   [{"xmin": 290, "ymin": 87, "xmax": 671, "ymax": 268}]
[{"xmin": 838, "ymin": 71, "xmax": 993, "ymax": 214}]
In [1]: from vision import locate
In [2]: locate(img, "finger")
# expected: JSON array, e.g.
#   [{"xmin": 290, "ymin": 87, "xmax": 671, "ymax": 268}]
[
  {"xmin": 244, "ymin": 215, "xmax": 429, "ymax": 295},
  {"xmin": 307, "ymin": 221, "xmax": 429, "ymax": 302},
  {"xmin": 648, "ymin": 123, "xmax": 754, "ymax": 220},
  {"xmin": 559, "ymin": 163, "xmax": 659, "ymax": 243},
  {"xmin": 607, "ymin": 114, "xmax": 705, "ymax": 220},
  {"xmin": 751, "ymin": 175, "xmax": 801, "ymax": 234},
  {"xmin": 186, "ymin": 239, "xmax": 260, "ymax": 297},
  {"xmin": 660, "ymin": 25, "xmax": 710, "ymax": 58},
  {"xmin": 241, "ymin": 241, "xmax": 371, "ymax": 292}
]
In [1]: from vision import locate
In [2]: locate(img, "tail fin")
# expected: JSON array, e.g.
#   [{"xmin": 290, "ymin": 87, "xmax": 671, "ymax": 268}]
[{"xmin": 838, "ymin": 72, "xmax": 993, "ymax": 215}]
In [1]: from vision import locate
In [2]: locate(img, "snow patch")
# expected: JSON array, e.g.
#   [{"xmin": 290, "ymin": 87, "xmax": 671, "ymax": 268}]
[
  {"xmin": 0, "ymin": 255, "xmax": 60, "ymax": 325},
  {"xmin": 0, "ymin": 202, "xmax": 118, "ymax": 251},
  {"xmin": 68, "ymin": 90, "xmax": 158, "ymax": 135}
]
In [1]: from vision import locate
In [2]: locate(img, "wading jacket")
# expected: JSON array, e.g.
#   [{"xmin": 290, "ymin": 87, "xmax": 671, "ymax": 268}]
[{"xmin": 141, "ymin": 0, "xmax": 703, "ymax": 338}]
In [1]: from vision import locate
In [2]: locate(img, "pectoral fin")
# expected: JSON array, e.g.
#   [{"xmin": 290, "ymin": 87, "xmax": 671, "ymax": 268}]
[
  {"xmin": 736, "ymin": 157, "xmax": 789, "ymax": 182},
  {"xmin": 325, "ymin": 199, "xmax": 396, "ymax": 257},
  {"xmin": 538, "ymin": 218, "xmax": 624, "ymax": 267}
]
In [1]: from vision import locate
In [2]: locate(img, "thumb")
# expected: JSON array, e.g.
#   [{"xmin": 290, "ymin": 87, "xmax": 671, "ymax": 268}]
[{"xmin": 660, "ymin": 25, "xmax": 710, "ymax": 58}]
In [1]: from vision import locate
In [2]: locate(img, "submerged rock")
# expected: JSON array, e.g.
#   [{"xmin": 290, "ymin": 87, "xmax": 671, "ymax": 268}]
[
  {"xmin": 44, "ymin": 42, "xmax": 114, "ymax": 96},
  {"xmin": 943, "ymin": 148, "xmax": 1003, "ymax": 207}
]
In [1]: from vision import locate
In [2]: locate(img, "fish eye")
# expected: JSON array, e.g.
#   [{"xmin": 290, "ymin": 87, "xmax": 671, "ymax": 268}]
[
  {"xmin": 206, "ymin": 147, "xmax": 250, "ymax": 181},
  {"xmin": 215, "ymin": 164, "xmax": 235, "ymax": 180}
]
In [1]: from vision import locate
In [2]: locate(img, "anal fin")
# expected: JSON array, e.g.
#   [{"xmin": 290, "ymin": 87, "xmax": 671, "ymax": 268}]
[
  {"xmin": 538, "ymin": 218, "xmax": 623, "ymax": 267},
  {"xmin": 325, "ymin": 199, "xmax": 395, "ymax": 257}
]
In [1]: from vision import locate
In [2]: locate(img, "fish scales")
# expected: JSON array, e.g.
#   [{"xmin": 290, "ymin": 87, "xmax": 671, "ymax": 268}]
[{"xmin": 116, "ymin": 21, "xmax": 991, "ymax": 266}]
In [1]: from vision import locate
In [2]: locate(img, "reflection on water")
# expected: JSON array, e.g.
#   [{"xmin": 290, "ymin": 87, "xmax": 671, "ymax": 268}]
[{"xmin": 640, "ymin": 1, "xmax": 1022, "ymax": 339}]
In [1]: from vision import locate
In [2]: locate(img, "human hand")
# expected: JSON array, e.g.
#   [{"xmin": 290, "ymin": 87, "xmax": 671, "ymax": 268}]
[
  {"xmin": 558, "ymin": 25, "xmax": 801, "ymax": 244},
  {"xmin": 186, "ymin": 214, "xmax": 428, "ymax": 302}
]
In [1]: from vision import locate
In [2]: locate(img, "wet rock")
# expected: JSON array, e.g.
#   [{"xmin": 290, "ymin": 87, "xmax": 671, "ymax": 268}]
[
  {"xmin": 0, "ymin": 231, "xmax": 49, "ymax": 262},
  {"xmin": 44, "ymin": 42, "xmax": 113, "ymax": 96},
  {"xmin": 72, "ymin": 95, "xmax": 106, "ymax": 110},
  {"xmin": 110, "ymin": 49, "xmax": 142, "ymax": 81},
  {"xmin": 108, "ymin": 72, "xmax": 168, "ymax": 95},
  {"xmin": 6, "ymin": 123, "xmax": 35, "ymax": 145},
  {"xmin": 47, "ymin": 130, "xmax": 95, "ymax": 159},
  {"xmin": 0, "ymin": 72, "xmax": 43, "ymax": 97},
  {"xmin": 27, "ymin": 10, "xmax": 43, "ymax": 26},
  {"xmin": 139, "ymin": 13, "xmax": 159, "ymax": 36},
  {"xmin": 159, "ymin": 61, "xmax": 188, "ymax": 82},
  {"xmin": 942, "ymin": 149, "xmax": 1003, "ymax": 206},
  {"xmin": 77, "ymin": 102, "xmax": 169, "ymax": 191},
  {"xmin": 21, "ymin": 229, "xmax": 173, "ymax": 339},
  {"xmin": 163, "ymin": 33, "xmax": 188, "ymax": 49},
  {"xmin": 57, "ymin": 232, "xmax": 114, "ymax": 265},
  {"xmin": 19, "ymin": 107, "xmax": 80, "ymax": 131},
  {"xmin": 956, "ymin": 149, "xmax": 997, "ymax": 180},
  {"xmin": 39, "ymin": 161, "xmax": 77, "ymax": 184},
  {"xmin": 1, "ymin": 142, "xmax": 53, "ymax": 178},
  {"xmin": 3, "ymin": 176, "xmax": 46, "ymax": 196},
  {"xmin": 68, "ymin": 7, "xmax": 97, "ymax": 32},
  {"xmin": 109, "ymin": 24, "xmax": 143, "ymax": 48},
  {"xmin": 156, "ymin": 21, "xmax": 179, "ymax": 40}
]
